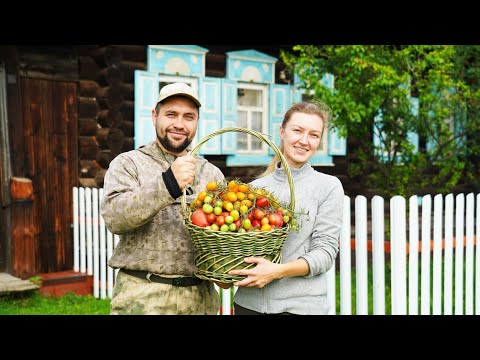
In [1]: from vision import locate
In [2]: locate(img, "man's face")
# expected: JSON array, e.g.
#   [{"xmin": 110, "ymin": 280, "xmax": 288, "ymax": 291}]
[{"xmin": 152, "ymin": 96, "xmax": 199, "ymax": 155}]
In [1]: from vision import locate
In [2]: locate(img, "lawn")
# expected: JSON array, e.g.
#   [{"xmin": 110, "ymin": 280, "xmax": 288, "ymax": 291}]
[{"xmin": 0, "ymin": 291, "xmax": 111, "ymax": 315}]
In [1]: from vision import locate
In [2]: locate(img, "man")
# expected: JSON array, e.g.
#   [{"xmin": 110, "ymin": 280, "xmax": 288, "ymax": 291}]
[{"xmin": 101, "ymin": 82, "xmax": 224, "ymax": 315}]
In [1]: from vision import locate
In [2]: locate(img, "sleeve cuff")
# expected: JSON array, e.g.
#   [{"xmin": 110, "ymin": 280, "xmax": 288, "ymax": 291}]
[{"xmin": 162, "ymin": 167, "xmax": 183, "ymax": 199}]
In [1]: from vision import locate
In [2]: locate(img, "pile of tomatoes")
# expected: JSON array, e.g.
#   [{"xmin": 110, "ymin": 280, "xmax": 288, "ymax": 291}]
[{"xmin": 189, "ymin": 179, "xmax": 298, "ymax": 233}]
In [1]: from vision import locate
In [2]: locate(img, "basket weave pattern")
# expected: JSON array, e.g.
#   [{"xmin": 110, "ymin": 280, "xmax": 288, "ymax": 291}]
[{"xmin": 182, "ymin": 127, "xmax": 295, "ymax": 283}]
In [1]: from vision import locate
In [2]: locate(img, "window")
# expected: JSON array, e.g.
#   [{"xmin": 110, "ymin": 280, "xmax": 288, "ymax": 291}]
[
  {"xmin": 236, "ymin": 83, "xmax": 268, "ymax": 154},
  {"xmin": 158, "ymin": 75, "xmax": 198, "ymax": 97}
]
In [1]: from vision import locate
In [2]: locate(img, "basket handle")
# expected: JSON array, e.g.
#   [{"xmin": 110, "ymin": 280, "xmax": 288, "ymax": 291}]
[{"xmin": 181, "ymin": 127, "xmax": 295, "ymax": 213}]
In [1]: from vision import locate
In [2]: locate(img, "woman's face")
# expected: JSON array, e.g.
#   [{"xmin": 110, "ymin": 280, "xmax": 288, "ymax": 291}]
[{"xmin": 280, "ymin": 112, "xmax": 324, "ymax": 168}]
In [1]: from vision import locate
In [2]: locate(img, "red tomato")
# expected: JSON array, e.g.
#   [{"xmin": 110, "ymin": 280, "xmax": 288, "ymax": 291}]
[
  {"xmin": 234, "ymin": 219, "xmax": 242, "ymax": 230},
  {"xmin": 256, "ymin": 196, "xmax": 269, "ymax": 208},
  {"xmin": 191, "ymin": 209, "xmax": 209, "ymax": 227},
  {"xmin": 206, "ymin": 212, "xmax": 217, "ymax": 224},
  {"xmin": 252, "ymin": 208, "xmax": 265, "ymax": 220},
  {"xmin": 216, "ymin": 215, "xmax": 226, "ymax": 226},
  {"xmin": 275, "ymin": 209, "xmax": 284, "ymax": 227},
  {"xmin": 268, "ymin": 213, "xmax": 278, "ymax": 225},
  {"xmin": 247, "ymin": 213, "xmax": 254, "ymax": 222},
  {"xmin": 252, "ymin": 219, "xmax": 261, "ymax": 228}
]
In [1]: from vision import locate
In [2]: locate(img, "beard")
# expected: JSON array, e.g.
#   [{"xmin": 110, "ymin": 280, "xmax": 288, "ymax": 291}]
[{"xmin": 157, "ymin": 131, "xmax": 192, "ymax": 153}]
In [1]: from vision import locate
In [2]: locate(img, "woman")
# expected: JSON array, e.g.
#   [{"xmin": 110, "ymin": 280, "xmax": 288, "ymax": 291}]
[{"xmin": 229, "ymin": 101, "xmax": 345, "ymax": 315}]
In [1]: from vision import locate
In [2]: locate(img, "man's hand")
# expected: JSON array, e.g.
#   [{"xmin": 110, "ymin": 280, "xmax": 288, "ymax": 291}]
[{"xmin": 171, "ymin": 154, "xmax": 196, "ymax": 190}]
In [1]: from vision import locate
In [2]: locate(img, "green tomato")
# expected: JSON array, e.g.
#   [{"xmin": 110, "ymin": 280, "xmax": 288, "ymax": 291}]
[
  {"xmin": 213, "ymin": 206, "xmax": 223, "ymax": 215},
  {"xmin": 203, "ymin": 195, "xmax": 213, "ymax": 204},
  {"xmin": 202, "ymin": 203, "xmax": 213, "ymax": 214},
  {"xmin": 225, "ymin": 215, "xmax": 234, "ymax": 224},
  {"xmin": 242, "ymin": 219, "xmax": 252, "ymax": 230},
  {"xmin": 220, "ymin": 224, "xmax": 230, "ymax": 232}
]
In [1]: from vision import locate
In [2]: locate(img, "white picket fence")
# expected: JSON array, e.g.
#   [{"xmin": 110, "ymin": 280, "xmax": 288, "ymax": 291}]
[{"xmin": 72, "ymin": 187, "xmax": 480, "ymax": 315}]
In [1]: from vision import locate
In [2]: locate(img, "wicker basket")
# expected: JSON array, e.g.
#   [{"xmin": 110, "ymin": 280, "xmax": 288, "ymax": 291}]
[{"xmin": 181, "ymin": 127, "xmax": 295, "ymax": 283}]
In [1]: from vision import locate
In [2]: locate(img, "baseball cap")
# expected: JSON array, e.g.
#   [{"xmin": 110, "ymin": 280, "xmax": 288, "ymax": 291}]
[{"xmin": 156, "ymin": 82, "xmax": 201, "ymax": 108}]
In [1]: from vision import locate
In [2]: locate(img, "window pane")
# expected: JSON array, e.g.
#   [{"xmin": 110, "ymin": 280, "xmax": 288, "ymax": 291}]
[
  {"xmin": 252, "ymin": 112, "xmax": 262, "ymax": 132},
  {"xmin": 238, "ymin": 111, "xmax": 247, "ymax": 128},
  {"xmin": 238, "ymin": 133, "xmax": 248, "ymax": 150},
  {"xmin": 238, "ymin": 88, "xmax": 262, "ymax": 107}
]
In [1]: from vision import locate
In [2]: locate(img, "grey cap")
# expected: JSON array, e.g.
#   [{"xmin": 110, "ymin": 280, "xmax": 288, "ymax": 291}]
[{"xmin": 156, "ymin": 82, "xmax": 201, "ymax": 108}]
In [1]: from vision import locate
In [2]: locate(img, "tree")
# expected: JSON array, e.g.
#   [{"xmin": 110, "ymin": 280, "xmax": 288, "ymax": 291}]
[{"xmin": 281, "ymin": 45, "xmax": 480, "ymax": 197}]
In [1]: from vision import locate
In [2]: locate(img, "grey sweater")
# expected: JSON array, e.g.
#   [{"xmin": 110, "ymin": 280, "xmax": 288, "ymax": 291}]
[{"xmin": 234, "ymin": 162, "xmax": 344, "ymax": 315}]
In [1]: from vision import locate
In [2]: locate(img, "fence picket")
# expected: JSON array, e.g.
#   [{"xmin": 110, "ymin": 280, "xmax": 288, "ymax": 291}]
[
  {"xmin": 79, "ymin": 187, "xmax": 86, "ymax": 273},
  {"xmin": 420, "ymin": 194, "xmax": 432, "ymax": 315},
  {"xmin": 432, "ymin": 194, "xmax": 443, "ymax": 314},
  {"xmin": 85, "ymin": 188, "xmax": 93, "ymax": 276},
  {"xmin": 99, "ymin": 188, "xmax": 107, "ymax": 299},
  {"xmin": 465, "ymin": 193, "xmax": 474, "ymax": 315},
  {"xmin": 73, "ymin": 187, "xmax": 79, "ymax": 272},
  {"xmin": 71, "ymin": 188, "xmax": 479, "ymax": 315},
  {"xmin": 476, "ymin": 194, "xmax": 480, "ymax": 315},
  {"xmin": 355, "ymin": 195, "xmax": 368, "ymax": 315},
  {"xmin": 391, "ymin": 195, "xmax": 407, "ymax": 315},
  {"xmin": 455, "ymin": 193, "xmax": 465, "ymax": 315},
  {"xmin": 340, "ymin": 195, "xmax": 352, "ymax": 315},
  {"xmin": 408, "ymin": 195, "xmax": 419, "ymax": 315},
  {"xmin": 371, "ymin": 196, "xmax": 385, "ymax": 315},
  {"xmin": 444, "ymin": 194, "xmax": 454, "ymax": 315},
  {"xmin": 92, "ymin": 188, "xmax": 100, "ymax": 299}
]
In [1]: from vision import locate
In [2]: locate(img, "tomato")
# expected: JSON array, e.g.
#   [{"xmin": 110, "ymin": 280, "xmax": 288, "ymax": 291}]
[
  {"xmin": 216, "ymin": 215, "xmax": 226, "ymax": 226},
  {"xmin": 268, "ymin": 213, "xmax": 278, "ymax": 225},
  {"xmin": 261, "ymin": 223, "xmax": 271, "ymax": 231},
  {"xmin": 256, "ymin": 196, "xmax": 269, "ymax": 208},
  {"xmin": 206, "ymin": 181, "xmax": 218, "ymax": 191},
  {"xmin": 206, "ymin": 212, "xmax": 217, "ymax": 224},
  {"xmin": 202, "ymin": 203, "xmax": 213, "ymax": 214},
  {"xmin": 191, "ymin": 209, "xmax": 209, "ymax": 227},
  {"xmin": 242, "ymin": 218, "xmax": 252, "ymax": 230},
  {"xmin": 252, "ymin": 208, "xmax": 265, "ymax": 220},
  {"xmin": 252, "ymin": 219, "xmax": 261, "ymax": 228},
  {"xmin": 275, "ymin": 209, "xmax": 284, "ymax": 227},
  {"xmin": 234, "ymin": 219, "xmax": 242, "ymax": 230}
]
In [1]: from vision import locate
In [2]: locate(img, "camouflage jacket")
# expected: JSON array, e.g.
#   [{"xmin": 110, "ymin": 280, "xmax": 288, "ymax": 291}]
[{"xmin": 101, "ymin": 141, "xmax": 224, "ymax": 276}]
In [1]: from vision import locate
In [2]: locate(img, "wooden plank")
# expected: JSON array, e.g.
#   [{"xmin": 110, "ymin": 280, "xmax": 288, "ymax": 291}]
[
  {"xmin": 53, "ymin": 81, "xmax": 68, "ymax": 269},
  {"xmin": 20, "ymin": 78, "xmax": 42, "ymax": 275},
  {"xmin": 65, "ymin": 82, "xmax": 78, "ymax": 269},
  {"xmin": 12, "ymin": 202, "xmax": 38, "ymax": 278}
]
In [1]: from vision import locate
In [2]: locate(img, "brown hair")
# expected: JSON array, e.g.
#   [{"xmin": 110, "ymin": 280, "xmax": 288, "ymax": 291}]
[{"xmin": 259, "ymin": 100, "xmax": 332, "ymax": 178}]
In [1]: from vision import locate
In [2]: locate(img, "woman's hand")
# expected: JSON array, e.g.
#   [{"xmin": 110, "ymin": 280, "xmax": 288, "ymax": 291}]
[{"xmin": 228, "ymin": 257, "xmax": 281, "ymax": 288}]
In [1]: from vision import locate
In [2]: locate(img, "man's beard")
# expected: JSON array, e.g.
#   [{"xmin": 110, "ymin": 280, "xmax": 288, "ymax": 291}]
[{"xmin": 158, "ymin": 132, "xmax": 191, "ymax": 153}]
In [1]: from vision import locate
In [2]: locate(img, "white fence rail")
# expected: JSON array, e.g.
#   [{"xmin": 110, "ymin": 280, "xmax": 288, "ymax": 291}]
[{"xmin": 72, "ymin": 187, "xmax": 479, "ymax": 315}]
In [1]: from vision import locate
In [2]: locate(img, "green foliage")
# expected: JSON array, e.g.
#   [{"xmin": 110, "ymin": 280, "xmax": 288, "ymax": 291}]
[{"xmin": 282, "ymin": 45, "xmax": 480, "ymax": 197}]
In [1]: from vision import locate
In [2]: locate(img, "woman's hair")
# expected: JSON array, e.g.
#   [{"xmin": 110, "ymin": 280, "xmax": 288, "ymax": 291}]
[{"xmin": 258, "ymin": 100, "xmax": 332, "ymax": 178}]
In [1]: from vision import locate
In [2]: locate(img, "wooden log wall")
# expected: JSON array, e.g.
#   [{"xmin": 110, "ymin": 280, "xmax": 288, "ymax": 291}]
[{"xmin": 77, "ymin": 45, "xmax": 146, "ymax": 188}]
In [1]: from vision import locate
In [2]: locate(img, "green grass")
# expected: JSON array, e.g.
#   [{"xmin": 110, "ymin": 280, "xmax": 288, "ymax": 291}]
[{"xmin": 0, "ymin": 291, "xmax": 111, "ymax": 315}]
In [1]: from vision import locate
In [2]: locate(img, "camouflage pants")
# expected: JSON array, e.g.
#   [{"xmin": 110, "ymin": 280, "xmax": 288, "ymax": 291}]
[{"xmin": 110, "ymin": 270, "xmax": 220, "ymax": 315}]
